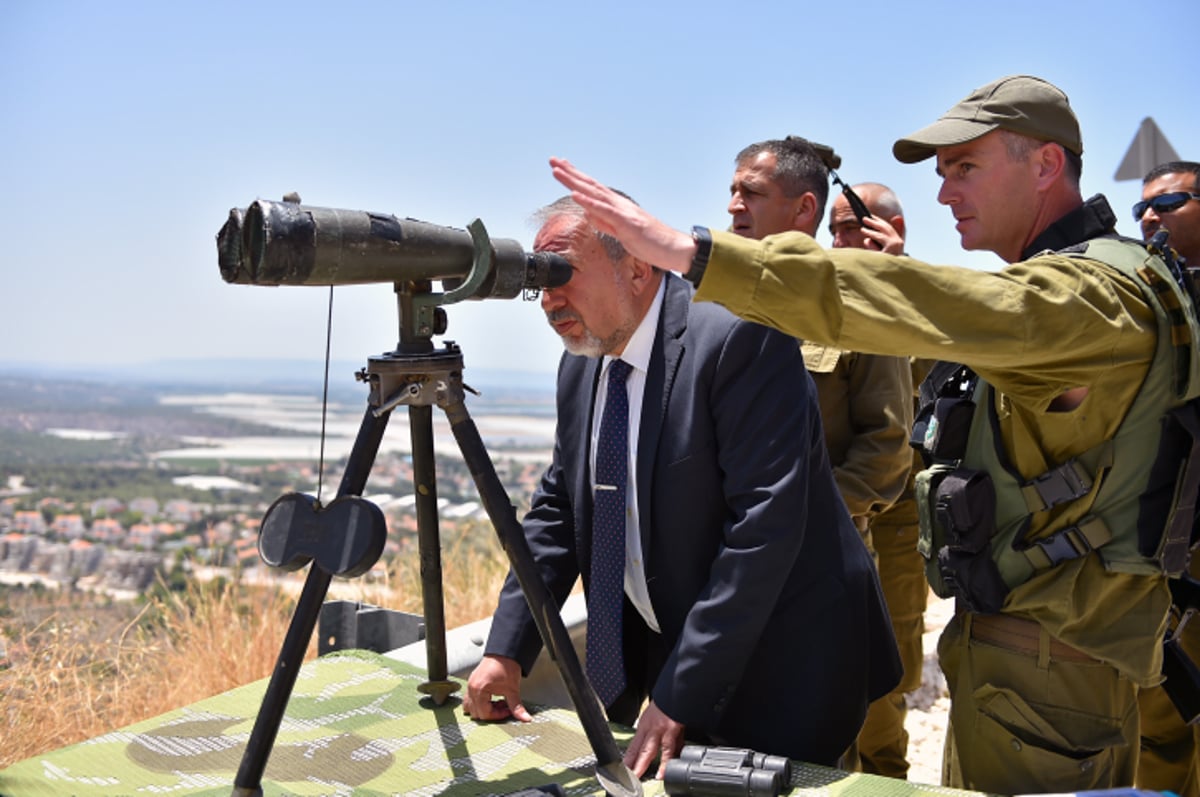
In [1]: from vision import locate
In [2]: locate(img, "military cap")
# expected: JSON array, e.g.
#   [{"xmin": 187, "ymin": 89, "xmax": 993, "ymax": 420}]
[{"xmin": 892, "ymin": 75, "xmax": 1082, "ymax": 164}]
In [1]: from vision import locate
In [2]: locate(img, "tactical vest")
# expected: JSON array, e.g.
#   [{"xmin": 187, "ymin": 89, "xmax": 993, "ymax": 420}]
[{"xmin": 915, "ymin": 234, "xmax": 1200, "ymax": 613}]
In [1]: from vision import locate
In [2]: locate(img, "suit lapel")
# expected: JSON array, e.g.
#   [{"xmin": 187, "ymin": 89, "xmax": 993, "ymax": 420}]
[
  {"xmin": 573, "ymin": 355, "xmax": 603, "ymax": 573},
  {"xmin": 636, "ymin": 275, "xmax": 688, "ymax": 563}
]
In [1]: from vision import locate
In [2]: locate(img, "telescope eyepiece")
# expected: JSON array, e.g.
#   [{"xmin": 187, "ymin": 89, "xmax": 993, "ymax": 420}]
[{"xmin": 526, "ymin": 252, "xmax": 572, "ymax": 290}]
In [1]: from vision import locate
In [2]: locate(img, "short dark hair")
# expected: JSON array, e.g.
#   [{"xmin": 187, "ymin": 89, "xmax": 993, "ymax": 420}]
[
  {"xmin": 1143, "ymin": 161, "xmax": 1200, "ymax": 191},
  {"xmin": 735, "ymin": 137, "xmax": 830, "ymax": 220}
]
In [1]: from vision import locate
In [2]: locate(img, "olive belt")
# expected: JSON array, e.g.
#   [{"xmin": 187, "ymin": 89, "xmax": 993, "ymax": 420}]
[{"xmin": 969, "ymin": 612, "xmax": 1098, "ymax": 664}]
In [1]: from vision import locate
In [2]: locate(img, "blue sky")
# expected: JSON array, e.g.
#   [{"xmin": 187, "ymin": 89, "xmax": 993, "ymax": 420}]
[{"xmin": 2, "ymin": 1, "xmax": 1196, "ymax": 388}]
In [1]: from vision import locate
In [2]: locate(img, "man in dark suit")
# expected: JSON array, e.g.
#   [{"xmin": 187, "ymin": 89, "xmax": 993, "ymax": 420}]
[{"xmin": 463, "ymin": 196, "xmax": 900, "ymax": 779}]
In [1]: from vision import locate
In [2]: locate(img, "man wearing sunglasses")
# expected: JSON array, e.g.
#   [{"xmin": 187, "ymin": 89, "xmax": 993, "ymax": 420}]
[
  {"xmin": 1137, "ymin": 160, "xmax": 1200, "ymax": 797},
  {"xmin": 1136, "ymin": 161, "xmax": 1200, "ymax": 266},
  {"xmin": 549, "ymin": 75, "xmax": 1200, "ymax": 794}
]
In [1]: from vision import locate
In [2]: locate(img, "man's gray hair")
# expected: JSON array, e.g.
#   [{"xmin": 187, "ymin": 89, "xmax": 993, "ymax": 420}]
[{"xmin": 532, "ymin": 195, "xmax": 629, "ymax": 262}]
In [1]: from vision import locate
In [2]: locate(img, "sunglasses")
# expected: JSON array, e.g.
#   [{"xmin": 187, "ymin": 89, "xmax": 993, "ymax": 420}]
[{"xmin": 1132, "ymin": 191, "xmax": 1200, "ymax": 222}]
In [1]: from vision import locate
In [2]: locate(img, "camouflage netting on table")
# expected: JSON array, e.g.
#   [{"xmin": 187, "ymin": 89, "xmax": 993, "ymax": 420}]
[{"xmin": 0, "ymin": 650, "xmax": 987, "ymax": 796}]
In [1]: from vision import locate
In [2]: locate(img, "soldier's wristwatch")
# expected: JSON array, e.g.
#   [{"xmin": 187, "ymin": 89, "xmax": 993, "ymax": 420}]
[{"xmin": 688, "ymin": 226, "xmax": 712, "ymax": 285}]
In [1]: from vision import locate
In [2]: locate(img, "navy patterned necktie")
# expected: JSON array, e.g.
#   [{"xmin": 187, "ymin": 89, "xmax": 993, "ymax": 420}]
[{"xmin": 587, "ymin": 357, "xmax": 632, "ymax": 708}]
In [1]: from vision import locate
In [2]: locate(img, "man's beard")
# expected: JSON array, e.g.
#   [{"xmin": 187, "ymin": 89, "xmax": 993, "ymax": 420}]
[{"xmin": 545, "ymin": 309, "xmax": 631, "ymax": 358}]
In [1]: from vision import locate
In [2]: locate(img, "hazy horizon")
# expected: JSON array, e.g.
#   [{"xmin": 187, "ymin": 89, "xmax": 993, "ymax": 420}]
[
  {"xmin": 0, "ymin": 356, "xmax": 559, "ymax": 396},
  {"xmin": 4, "ymin": 1, "xmax": 1196, "ymax": 378}
]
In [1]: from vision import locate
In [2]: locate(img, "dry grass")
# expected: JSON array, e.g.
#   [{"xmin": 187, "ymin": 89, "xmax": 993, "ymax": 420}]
[
  {"xmin": 0, "ymin": 526, "xmax": 514, "ymax": 769},
  {"xmin": 380, "ymin": 521, "xmax": 515, "ymax": 626},
  {"xmin": 0, "ymin": 575, "xmax": 305, "ymax": 768}
]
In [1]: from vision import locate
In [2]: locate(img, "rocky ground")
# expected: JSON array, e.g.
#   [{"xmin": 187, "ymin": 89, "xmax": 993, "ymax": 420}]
[{"xmin": 903, "ymin": 592, "xmax": 954, "ymax": 786}]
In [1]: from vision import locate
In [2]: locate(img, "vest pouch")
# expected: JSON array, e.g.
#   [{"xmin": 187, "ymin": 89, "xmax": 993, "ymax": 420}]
[
  {"xmin": 910, "ymin": 405, "xmax": 932, "ymax": 465},
  {"xmin": 929, "ymin": 467, "xmax": 1009, "ymax": 612},
  {"xmin": 914, "ymin": 396, "xmax": 975, "ymax": 462},
  {"xmin": 935, "ymin": 468, "xmax": 996, "ymax": 553},
  {"xmin": 938, "ymin": 546, "xmax": 1009, "ymax": 614},
  {"xmin": 916, "ymin": 464, "xmax": 955, "ymax": 598},
  {"xmin": 1139, "ymin": 400, "xmax": 1200, "ymax": 576}
]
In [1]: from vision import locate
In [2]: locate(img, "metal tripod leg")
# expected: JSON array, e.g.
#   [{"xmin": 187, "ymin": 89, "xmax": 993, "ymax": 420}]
[
  {"xmin": 232, "ymin": 407, "xmax": 390, "ymax": 796},
  {"xmin": 409, "ymin": 403, "xmax": 458, "ymax": 704},
  {"xmin": 443, "ymin": 397, "xmax": 642, "ymax": 797}
]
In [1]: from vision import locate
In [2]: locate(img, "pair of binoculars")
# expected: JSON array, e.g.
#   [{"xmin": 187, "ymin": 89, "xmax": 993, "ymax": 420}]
[{"xmin": 663, "ymin": 745, "xmax": 791, "ymax": 797}]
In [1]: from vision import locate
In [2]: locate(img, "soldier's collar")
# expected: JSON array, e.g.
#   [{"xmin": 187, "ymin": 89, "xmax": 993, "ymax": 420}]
[{"xmin": 1021, "ymin": 194, "xmax": 1117, "ymax": 260}]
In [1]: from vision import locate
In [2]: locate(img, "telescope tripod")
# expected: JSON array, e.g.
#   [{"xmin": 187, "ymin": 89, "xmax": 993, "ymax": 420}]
[{"xmin": 232, "ymin": 339, "xmax": 641, "ymax": 797}]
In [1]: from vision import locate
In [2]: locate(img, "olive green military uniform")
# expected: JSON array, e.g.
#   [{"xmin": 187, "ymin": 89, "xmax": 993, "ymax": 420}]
[
  {"xmin": 854, "ymin": 357, "xmax": 932, "ymax": 780},
  {"xmin": 801, "ymin": 345, "xmax": 912, "ymax": 537},
  {"xmin": 1138, "ymin": 553, "xmax": 1200, "ymax": 797},
  {"xmin": 692, "ymin": 197, "xmax": 1172, "ymax": 794}
]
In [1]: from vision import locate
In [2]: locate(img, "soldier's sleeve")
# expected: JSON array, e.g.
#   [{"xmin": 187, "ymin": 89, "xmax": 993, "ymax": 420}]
[{"xmin": 832, "ymin": 352, "xmax": 913, "ymax": 522}]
